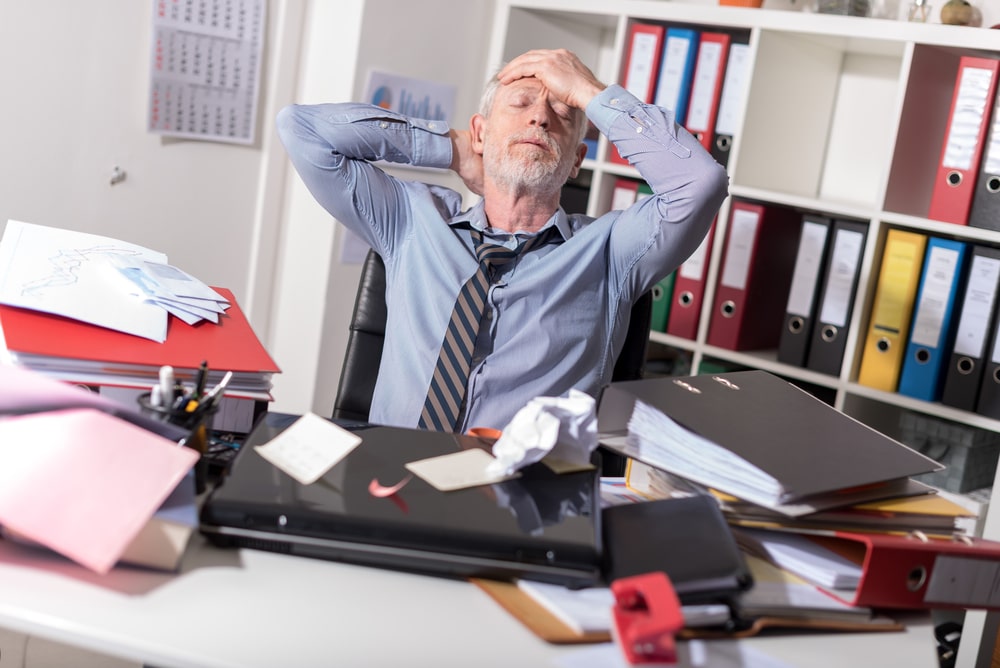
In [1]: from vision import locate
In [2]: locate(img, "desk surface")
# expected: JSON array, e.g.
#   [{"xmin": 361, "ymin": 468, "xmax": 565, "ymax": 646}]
[{"xmin": 0, "ymin": 533, "xmax": 940, "ymax": 668}]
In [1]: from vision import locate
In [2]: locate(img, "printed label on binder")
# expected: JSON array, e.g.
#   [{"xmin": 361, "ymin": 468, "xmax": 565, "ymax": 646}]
[
  {"xmin": 818, "ymin": 229, "xmax": 865, "ymax": 328},
  {"xmin": 719, "ymin": 208, "xmax": 759, "ymax": 291},
  {"xmin": 942, "ymin": 66, "xmax": 995, "ymax": 172}
]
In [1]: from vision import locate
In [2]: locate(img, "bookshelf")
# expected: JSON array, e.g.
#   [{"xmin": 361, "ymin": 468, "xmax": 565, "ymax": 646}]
[
  {"xmin": 485, "ymin": 1, "xmax": 1000, "ymax": 664},
  {"xmin": 485, "ymin": 1, "xmax": 1000, "ymax": 440}
]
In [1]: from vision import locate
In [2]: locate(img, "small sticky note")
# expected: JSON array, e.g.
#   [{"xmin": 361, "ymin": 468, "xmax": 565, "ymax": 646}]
[
  {"xmin": 405, "ymin": 448, "xmax": 518, "ymax": 492},
  {"xmin": 254, "ymin": 412, "xmax": 362, "ymax": 484}
]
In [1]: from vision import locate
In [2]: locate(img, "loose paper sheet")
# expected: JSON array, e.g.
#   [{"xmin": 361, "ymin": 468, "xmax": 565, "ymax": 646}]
[
  {"xmin": 254, "ymin": 412, "xmax": 362, "ymax": 484},
  {"xmin": 405, "ymin": 448, "xmax": 517, "ymax": 492}
]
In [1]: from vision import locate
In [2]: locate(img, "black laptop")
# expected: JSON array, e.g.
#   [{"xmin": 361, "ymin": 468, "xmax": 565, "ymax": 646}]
[{"xmin": 199, "ymin": 414, "xmax": 604, "ymax": 587}]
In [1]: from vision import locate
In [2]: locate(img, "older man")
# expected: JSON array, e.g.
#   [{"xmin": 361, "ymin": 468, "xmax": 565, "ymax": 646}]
[{"xmin": 276, "ymin": 48, "xmax": 728, "ymax": 432}]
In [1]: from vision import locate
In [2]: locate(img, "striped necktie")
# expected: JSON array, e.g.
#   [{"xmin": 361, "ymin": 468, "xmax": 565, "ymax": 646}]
[{"xmin": 419, "ymin": 227, "xmax": 558, "ymax": 431}]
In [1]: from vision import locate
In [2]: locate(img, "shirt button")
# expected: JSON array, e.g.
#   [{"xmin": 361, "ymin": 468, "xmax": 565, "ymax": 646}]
[
  {"xmin": 610, "ymin": 98, "xmax": 620, "ymax": 106},
  {"xmin": 379, "ymin": 121, "xmax": 389, "ymax": 129},
  {"xmin": 635, "ymin": 126, "xmax": 644, "ymax": 134}
]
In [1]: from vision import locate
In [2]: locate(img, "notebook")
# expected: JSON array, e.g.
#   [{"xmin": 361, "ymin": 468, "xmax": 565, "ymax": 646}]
[
  {"xmin": 602, "ymin": 495, "xmax": 754, "ymax": 605},
  {"xmin": 199, "ymin": 414, "xmax": 604, "ymax": 587}
]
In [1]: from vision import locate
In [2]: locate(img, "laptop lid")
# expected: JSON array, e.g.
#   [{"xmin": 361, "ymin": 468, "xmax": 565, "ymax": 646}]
[{"xmin": 200, "ymin": 414, "xmax": 603, "ymax": 587}]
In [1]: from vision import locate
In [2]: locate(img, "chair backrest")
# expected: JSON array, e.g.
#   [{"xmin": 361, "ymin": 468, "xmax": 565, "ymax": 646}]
[
  {"xmin": 331, "ymin": 248, "xmax": 653, "ymax": 422},
  {"xmin": 332, "ymin": 250, "xmax": 388, "ymax": 422}
]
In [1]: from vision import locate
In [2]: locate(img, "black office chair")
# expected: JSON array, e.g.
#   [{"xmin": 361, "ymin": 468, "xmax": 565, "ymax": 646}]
[{"xmin": 332, "ymin": 248, "xmax": 652, "ymax": 473}]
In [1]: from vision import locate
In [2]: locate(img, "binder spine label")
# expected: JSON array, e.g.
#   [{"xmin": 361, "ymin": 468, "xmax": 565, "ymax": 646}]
[
  {"xmin": 714, "ymin": 44, "xmax": 751, "ymax": 137},
  {"xmin": 687, "ymin": 42, "xmax": 724, "ymax": 132},
  {"xmin": 925, "ymin": 554, "xmax": 1000, "ymax": 608},
  {"xmin": 910, "ymin": 246, "xmax": 961, "ymax": 347},
  {"xmin": 625, "ymin": 32, "xmax": 661, "ymax": 101},
  {"xmin": 953, "ymin": 255, "xmax": 1000, "ymax": 357},
  {"xmin": 942, "ymin": 66, "xmax": 994, "ymax": 171},
  {"xmin": 785, "ymin": 221, "xmax": 829, "ymax": 317},
  {"xmin": 720, "ymin": 208, "xmax": 759, "ymax": 290},
  {"xmin": 818, "ymin": 229, "xmax": 865, "ymax": 327},
  {"xmin": 655, "ymin": 35, "xmax": 693, "ymax": 111}
]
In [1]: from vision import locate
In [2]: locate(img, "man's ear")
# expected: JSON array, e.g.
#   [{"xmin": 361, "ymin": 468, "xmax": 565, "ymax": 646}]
[
  {"xmin": 569, "ymin": 142, "xmax": 588, "ymax": 179},
  {"xmin": 470, "ymin": 114, "xmax": 486, "ymax": 155}
]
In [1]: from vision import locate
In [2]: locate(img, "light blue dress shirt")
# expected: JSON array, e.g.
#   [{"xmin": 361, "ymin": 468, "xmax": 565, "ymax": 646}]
[{"xmin": 276, "ymin": 84, "xmax": 728, "ymax": 432}]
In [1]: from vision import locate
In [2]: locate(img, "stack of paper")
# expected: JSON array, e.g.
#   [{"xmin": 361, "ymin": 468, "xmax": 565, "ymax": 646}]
[
  {"xmin": 0, "ymin": 286, "xmax": 278, "ymax": 399},
  {"xmin": 625, "ymin": 459, "xmax": 972, "ymax": 536},
  {"xmin": 734, "ymin": 528, "xmax": 862, "ymax": 589},
  {"xmin": 0, "ymin": 220, "xmax": 228, "ymax": 342},
  {"xmin": 0, "ymin": 224, "xmax": 279, "ymax": 403}
]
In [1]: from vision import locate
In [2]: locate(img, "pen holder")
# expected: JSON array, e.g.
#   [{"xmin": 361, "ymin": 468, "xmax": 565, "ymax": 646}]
[{"xmin": 137, "ymin": 392, "xmax": 219, "ymax": 494}]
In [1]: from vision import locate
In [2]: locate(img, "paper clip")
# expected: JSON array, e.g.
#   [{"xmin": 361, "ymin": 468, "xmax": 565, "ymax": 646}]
[{"xmin": 611, "ymin": 572, "xmax": 684, "ymax": 665}]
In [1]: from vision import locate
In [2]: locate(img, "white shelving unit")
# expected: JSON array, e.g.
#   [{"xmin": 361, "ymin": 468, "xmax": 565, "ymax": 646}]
[{"xmin": 486, "ymin": 2, "xmax": 1000, "ymax": 665}]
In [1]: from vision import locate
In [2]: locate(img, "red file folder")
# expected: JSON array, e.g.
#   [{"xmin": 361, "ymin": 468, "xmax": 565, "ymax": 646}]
[
  {"xmin": 0, "ymin": 287, "xmax": 279, "ymax": 395},
  {"xmin": 706, "ymin": 202, "xmax": 802, "ymax": 351},
  {"xmin": 813, "ymin": 531, "xmax": 1000, "ymax": 612},
  {"xmin": 685, "ymin": 32, "xmax": 731, "ymax": 153},
  {"xmin": 666, "ymin": 217, "xmax": 716, "ymax": 340},
  {"xmin": 611, "ymin": 22, "xmax": 666, "ymax": 165},
  {"xmin": 927, "ymin": 56, "xmax": 999, "ymax": 226}
]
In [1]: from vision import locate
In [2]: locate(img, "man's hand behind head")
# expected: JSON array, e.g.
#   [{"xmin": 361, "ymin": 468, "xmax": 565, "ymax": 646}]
[{"xmin": 450, "ymin": 128, "xmax": 484, "ymax": 196}]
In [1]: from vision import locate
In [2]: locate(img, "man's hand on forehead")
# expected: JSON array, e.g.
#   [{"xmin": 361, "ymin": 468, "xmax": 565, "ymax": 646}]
[{"xmin": 497, "ymin": 49, "xmax": 605, "ymax": 112}]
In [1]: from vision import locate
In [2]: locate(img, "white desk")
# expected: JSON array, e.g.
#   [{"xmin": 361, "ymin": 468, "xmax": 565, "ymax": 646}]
[{"xmin": 0, "ymin": 533, "xmax": 940, "ymax": 668}]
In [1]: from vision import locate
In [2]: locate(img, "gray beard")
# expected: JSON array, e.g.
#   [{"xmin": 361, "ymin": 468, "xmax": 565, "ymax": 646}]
[{"xmin": 484, "ymin": 138, "xmax": 575, "ymax": 196}]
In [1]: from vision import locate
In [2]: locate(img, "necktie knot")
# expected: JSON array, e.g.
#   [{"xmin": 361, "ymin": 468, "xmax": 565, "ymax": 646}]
[{"xmin": 473, "ymin": 227, "xmax": 557, "ymax": 271}]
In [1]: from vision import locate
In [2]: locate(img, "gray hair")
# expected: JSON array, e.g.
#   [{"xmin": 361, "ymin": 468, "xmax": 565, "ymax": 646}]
[{"xmin": 479, "ymin": 65, "xmax": 589, "ymax": 146}]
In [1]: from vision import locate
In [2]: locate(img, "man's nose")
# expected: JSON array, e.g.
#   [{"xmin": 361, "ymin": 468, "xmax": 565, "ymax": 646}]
[{"xmin": 527, "ymin": 100, "xmax": 552, "ymax": 129}]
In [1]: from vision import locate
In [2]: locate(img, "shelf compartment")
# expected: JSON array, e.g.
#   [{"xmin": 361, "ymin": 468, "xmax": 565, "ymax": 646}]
[
  {"xmin": 734, "ymin": 31, "xmax": 905, "ymax": 209},
  {"xmin": 883, "ymin": 44, "xmax": 997, "ymax": 221}
]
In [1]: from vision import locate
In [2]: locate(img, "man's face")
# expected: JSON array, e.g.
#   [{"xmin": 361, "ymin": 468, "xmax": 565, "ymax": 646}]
[{"xmin": 479, "ymin": 78, "xmax": 584, "ymax": 196}]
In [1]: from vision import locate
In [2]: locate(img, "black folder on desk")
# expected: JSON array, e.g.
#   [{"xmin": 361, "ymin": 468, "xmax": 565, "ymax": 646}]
[
  {"xmin": 598, "ymin": 371, "xmax": 943, "ymax": 514},
  {"xmin": 199, "ymin": 414, "xmax": 603, "ymax": 587}
]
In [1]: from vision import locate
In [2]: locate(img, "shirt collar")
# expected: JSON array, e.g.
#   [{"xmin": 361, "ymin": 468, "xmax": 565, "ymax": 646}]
[{"xmin": 449, "ymin": 200, "xmax": 571, "ymax": 243}]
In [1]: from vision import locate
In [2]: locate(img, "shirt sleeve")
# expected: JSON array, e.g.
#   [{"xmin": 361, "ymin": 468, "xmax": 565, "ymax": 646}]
[
  {"xmin": 274, "ymin": 103, "xmax": 455, "ymax": 253},
  {"xmin": 586, "ymin": 84, "xmax": 730, "ymax": 301}
]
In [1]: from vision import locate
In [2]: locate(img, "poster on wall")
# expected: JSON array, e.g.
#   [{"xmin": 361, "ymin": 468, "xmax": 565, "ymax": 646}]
[
  {"xmin": 363, "ymin": 70, "xmax": 457, "ymax": 125},
  {"xmin": 147, "ymin": 0, "xmax": 266, "ymax": 145}
]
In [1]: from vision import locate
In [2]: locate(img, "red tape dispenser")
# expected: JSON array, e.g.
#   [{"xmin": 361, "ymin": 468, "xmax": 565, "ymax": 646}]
[{"xmin": 611, "ymin": 572, "xmax": 684, "ymax": 665}]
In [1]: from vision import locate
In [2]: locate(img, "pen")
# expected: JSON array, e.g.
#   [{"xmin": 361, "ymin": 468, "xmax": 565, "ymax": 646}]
[
  {"xmin": 150, "ymin": 384, "xmax": 163, "ymax": 409},
  {"xmin": 194, "ymin": 360, "xmax": 209, "ymax": 398},
  {"xmin": 202, "ymin": 370, "xmax": 233, "ymax": 410},
  {"xmin": 158, "ymin": 365, "xmax": 175, "ymax": 407}
]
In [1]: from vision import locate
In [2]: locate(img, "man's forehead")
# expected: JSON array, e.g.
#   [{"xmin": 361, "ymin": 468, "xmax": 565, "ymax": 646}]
[{"xmin": 497, "ymin": 76, "xmax": 545, "ymax": 97}]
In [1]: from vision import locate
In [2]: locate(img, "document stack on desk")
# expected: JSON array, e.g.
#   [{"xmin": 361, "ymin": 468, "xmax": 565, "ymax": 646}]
[
  {"xmin": 0, "ymin": 220, "xmax": 280, "ymax": 433},
  {"xmin": 598, "ymin": 371, "xmax": 1000, "ymax": 613},
  {"xmin": 0, "ymin": 363, "xmax": 199, "ymax": 573}
]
